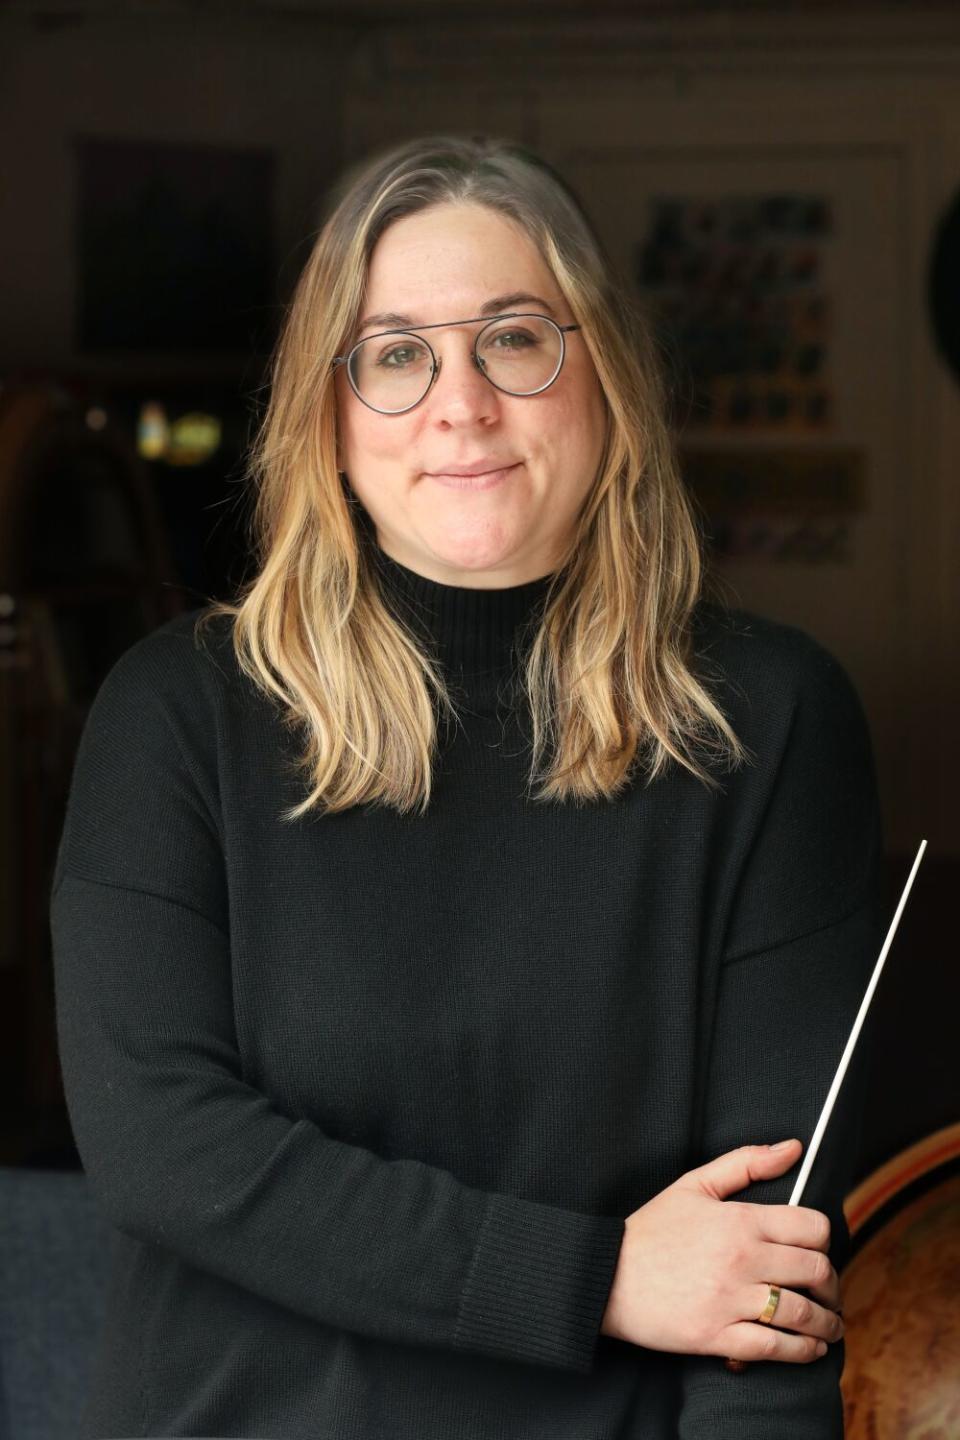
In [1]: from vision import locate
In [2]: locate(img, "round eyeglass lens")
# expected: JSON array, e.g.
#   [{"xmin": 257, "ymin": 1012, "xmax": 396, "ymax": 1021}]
[
  {"xmin": 348, "ymin": 333, "xmax": 434, "ymax": 414},
  {"xmin": 347, "ymin": 315, "xmax": 564, "ymax": 412},
  {"xmin": 476, "ymin": 315, "xmax": 563, "ymax": 395}
]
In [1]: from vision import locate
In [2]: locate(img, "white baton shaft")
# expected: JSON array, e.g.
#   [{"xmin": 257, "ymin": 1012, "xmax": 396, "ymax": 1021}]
[{"xmin": 787, "ymin": 837, "xmax": 928, "ymax": 1208}]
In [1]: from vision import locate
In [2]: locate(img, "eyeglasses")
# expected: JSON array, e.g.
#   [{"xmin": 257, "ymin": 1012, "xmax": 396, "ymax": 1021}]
[{"xmin": 332, "ymin": 312, "xmax": 582, "ymax": 415}]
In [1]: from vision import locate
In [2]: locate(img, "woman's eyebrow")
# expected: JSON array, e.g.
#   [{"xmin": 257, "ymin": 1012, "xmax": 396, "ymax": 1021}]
[{"xmin": 357, "ymin": 292, "xmax": 558, "ymax": 333}]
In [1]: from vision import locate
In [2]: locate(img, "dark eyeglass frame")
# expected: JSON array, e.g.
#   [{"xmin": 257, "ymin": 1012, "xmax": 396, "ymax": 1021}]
[{"xmin": 331, "ymin": 312, "xmax": 582, "ymax": 415}]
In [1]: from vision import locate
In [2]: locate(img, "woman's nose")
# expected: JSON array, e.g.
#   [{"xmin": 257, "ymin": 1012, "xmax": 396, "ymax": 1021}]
[{"xmin": 429, "ymin": 340, "xmax": 499, "ymax": 424}]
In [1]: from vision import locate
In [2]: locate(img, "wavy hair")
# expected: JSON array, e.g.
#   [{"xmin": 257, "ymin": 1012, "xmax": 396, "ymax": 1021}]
[{"xmin": 196, "ymin": 132, "xmax": 750, "ymax": 819}]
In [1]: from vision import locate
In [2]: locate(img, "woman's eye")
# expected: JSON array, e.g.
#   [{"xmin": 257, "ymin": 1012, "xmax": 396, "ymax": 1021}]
[
  {"xmin": 378, "ymin": 345, "xmax": 420, "ymax": 367},
  {"xmin": 491, "ymin": 330, "xmax": 535, "ymax": 349}
]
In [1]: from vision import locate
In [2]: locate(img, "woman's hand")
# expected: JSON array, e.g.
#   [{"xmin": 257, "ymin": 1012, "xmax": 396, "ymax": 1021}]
[{"xmin": 600, "ymin": 1139, "xmax": 844, "ymax": 1364}]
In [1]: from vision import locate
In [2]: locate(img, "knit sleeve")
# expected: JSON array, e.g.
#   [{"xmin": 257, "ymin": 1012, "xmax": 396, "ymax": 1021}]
[
  {"xmin": 677, "ymin": 631, "xmax": 887, "ymax": 1437},
  {"xmin": 49, "ymin": 624, "xmax": 624, "ymax": 1377}
]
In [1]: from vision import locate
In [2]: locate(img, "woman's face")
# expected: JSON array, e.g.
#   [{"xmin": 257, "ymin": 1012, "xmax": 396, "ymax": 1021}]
[{"xmin": 335, "ymin": 201, "xmax": 608, "ymax": 587}]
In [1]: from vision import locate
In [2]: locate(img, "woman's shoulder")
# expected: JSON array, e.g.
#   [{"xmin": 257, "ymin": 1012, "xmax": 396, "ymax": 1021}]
[
  {"xmin": 690, "ymin": 601, "xmax": 883, "ymax": 954},
  {"xmin": 690, "ymin": 596, "xmax": 867, "ymax": 731},
  {"xmin": 74, "ymin": 607, "xmax": 251, "ymax": 786},
  {"xmin": 57, "ymin": 607, "xmax": 239, "ymax": 907},
  {"xmin": 692, "ymin": 595, "xmax": 846, "ymax": 675},
  {"xmin": 91, "ymin": 605, "xmax": 240, "ymax": 712}
]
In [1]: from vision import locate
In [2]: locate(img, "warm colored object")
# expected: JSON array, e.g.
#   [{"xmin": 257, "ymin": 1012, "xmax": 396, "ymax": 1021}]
[{"xmin": 841, "ymin": 1126, "xmax": 960, "ymax": 1439}]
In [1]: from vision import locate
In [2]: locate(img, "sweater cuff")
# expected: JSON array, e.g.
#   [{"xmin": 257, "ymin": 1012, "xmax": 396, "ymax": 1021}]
[{"xmin": 453, "ymin": 1192, "xmax": 625, "ymax": 1374}]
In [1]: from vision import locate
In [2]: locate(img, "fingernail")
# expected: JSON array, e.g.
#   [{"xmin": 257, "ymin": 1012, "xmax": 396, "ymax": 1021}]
[
  {"xmin": 816, "ymin": 1341, "xmax": 827, "ymax": 1357},
  {"xmin": 770, "ymin": 1140, "xmax": 795, "ymax": 1151}
]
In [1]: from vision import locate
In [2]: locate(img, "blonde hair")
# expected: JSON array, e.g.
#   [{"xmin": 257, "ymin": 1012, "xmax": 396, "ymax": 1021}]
[{"xmin": 196, "ymin": 133, "xmax": 750, "ymax": 820}]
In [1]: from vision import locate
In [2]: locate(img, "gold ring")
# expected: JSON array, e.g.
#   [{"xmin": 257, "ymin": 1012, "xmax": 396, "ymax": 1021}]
[{"xmin": 757, "ymin": 1284, "xmax": 781, "ymax": 1325}]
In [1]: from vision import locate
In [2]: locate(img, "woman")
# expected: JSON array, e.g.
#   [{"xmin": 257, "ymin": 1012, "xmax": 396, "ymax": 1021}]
[{"xmin": 51, "ymin": 134, "xmax": 885, "ymax": 1438}]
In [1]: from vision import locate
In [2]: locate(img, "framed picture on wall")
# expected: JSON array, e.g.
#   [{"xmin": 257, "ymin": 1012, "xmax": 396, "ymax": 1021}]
[{"xmin": 635, "ymin": 193, "xmax": 834, "ymax": 434}]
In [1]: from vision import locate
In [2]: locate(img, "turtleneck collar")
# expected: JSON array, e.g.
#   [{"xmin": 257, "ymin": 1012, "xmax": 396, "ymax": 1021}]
[{"xmin": 369, "ymin": 542, "xmax": 556, "ymax": 712}]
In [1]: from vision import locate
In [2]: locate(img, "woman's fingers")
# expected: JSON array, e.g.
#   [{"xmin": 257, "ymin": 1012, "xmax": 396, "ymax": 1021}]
[
  {"xmin": 755, "ymin": 1242, "xmax": 841, "ymax": 1309},
  {"xmin": 755, "ymin": 1203, "xmax": 831, "ymax": 1251},
  {"xmin": 744, "ymin": 1284, "xmax": 844, "ymax": 1345},
  {"xmin": 682, "ymin": 1140, "xmax": 803, "ymax": 1202},
  {"xmin": 752, "ymin": 1204, "xmax": 841, "ymax": 1312},
  {"xmin": 805, "ymin": 1268, "xmax": 843, "ymax": 1313},
  {"xmin": 723, "ymin": 1321, "xmax": 829, "ymax": 1366},
  {"xmin": 604, "ymin": 1155, "xmax": 842, "ymax": 1361}
]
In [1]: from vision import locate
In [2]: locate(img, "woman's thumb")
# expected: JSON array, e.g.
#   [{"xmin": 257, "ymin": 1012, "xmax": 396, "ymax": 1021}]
[{"xmin": 685, "ymin": 1139, "xmax": 803, "ymax": 1200}]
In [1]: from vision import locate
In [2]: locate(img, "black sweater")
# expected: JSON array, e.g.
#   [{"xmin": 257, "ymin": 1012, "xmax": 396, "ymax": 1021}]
[{"xmin": 50, "ymin": 545, "xmax": 885, "ymax": 1439}]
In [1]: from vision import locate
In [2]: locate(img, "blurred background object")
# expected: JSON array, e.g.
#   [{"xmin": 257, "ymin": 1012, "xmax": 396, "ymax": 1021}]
[
  {"xmin": 0, "ymin": 1164, "xmax": 114, "ymax": 1440},
  {"xmin": 841, "ymin": 1123, "xmax": 960, "ymax": 1438}
]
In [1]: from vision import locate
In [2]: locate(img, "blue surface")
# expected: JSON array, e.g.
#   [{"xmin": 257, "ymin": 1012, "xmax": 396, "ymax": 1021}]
[{"xmin": 0, "ymin": 1168, "xmax": 113, "ymax": 1440}]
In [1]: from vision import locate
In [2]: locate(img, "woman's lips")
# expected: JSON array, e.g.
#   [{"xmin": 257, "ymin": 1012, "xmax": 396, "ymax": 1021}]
[{"xmin": 428, "ymin": 463, "xmax": 520, "ymax": 490}]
